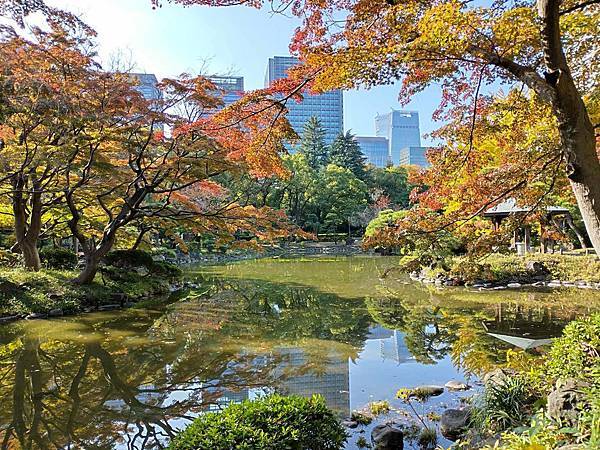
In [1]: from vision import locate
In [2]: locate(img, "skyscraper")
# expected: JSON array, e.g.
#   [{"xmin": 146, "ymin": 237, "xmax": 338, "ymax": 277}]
[
  {"xmin": 399, "ymin": 146, "xmax": 430, "ymax": 167},
  {"xmin": 207, "ymin": 75, "xmax": 244, "ymax": 109},
  {"xmin": 265, "ymin": 56, "xmax": 343, "ymax": 145},
  {"xmin": 355, "ymin": 136, "xmax": 390, "ymax": 168},
  {"xmin": 375, "ymin": 110, "xmax": 422, "ymax": 165},
  {"xmin": 130, "ymin": 73, "xmax": 162, "ymax": 101}
]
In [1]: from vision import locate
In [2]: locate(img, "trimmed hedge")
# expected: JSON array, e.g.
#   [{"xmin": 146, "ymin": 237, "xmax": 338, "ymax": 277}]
[
  {"xmin": 168, "ymin": 394, "xmax": 347, "ymax": 450},
  {"xmin": 40, "ymin": 247, "xmax": 78, "ymax": 269}
]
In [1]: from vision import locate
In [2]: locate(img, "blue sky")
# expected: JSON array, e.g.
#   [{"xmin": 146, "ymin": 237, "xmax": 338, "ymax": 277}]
[{"xmin": 50, "ymin": 0, "xmax": 442, "ymax": 144}]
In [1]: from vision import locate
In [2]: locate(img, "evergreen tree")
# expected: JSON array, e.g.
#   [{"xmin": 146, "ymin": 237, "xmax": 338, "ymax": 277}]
[
  {"xmin": 329, "ymin": 131, "xmax": 367, "ymax": 180},
  {"xmin": 298, "ymin": 116, "xmax": 329, "ymax": 170}
]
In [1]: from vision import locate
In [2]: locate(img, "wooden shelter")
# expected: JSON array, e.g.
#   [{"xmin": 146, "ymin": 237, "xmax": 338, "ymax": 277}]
[{"xmin": 483, "ymin": 199, "xmax": 579, "ymax": 254}]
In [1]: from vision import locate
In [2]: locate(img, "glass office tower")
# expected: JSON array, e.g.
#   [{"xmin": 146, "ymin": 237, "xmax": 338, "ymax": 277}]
[
  {"xmin": 375, "ymin": 110, "xmax": 421, "ymax": 165},
  {"xmin": 265, "ymin": 56, "xmax": 343, "ymax": 145},
  {"xmin": 207, "ymin": 76, "xmax": 244, "ymax": 108},
  {"xmin": 399, "ymin": 146, "xmax": 430, "ymax": 167},
  {"xmin": 131, "ymin": 73, "xmax": 162, "ymax": 101},
  {"xmin": 355, "ymin": 136, "xmax": 390, "ymax": 168}
]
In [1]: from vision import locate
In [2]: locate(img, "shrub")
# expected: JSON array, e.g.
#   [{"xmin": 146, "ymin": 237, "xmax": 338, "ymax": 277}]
[
  {"xmin": 40, "ymin": 247, "xmax": 78, "ymax": 269},
  {"xmin": 152, "ymin": 261, "xmax": 182, "ymax": 279},
  {"xmin": 168, "ymin": 394, "xmax": 346, "ymax": 450},
  {"xmin": 545, "ymin": 313, "xmax": 600, "ymax": 383},
  {"xmin": 103, "ymin": 249, "xmax": 154, "ymax": 269}
]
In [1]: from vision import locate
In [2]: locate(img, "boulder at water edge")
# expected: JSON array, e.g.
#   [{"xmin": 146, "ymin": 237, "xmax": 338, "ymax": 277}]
[
  {"xmin": 371, "ymin": 423, "xmax": 404, "ymax": 450},
  {"xmin": 547, "ymin": 379, "xmax": 589, "ymax": 426},
  {"xmin": 440, "ymin": 407, "xmax": 471, "ymax": 441}
]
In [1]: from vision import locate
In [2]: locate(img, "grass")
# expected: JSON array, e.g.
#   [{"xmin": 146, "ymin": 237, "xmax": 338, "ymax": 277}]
[{"xmin": 0, "ymin": 266, "xmax": 175, "ymax": 317}]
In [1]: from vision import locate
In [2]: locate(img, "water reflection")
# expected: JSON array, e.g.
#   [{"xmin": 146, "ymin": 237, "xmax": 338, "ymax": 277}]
[{"xmin": 0, "ymin": 257, "xmax": 597, "ymax": 449}]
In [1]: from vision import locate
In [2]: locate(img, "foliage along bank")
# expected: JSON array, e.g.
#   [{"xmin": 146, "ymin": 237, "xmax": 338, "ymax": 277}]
[{"xmin": 0, "ymin": 249, "xmax": 183, "ymax": 322}]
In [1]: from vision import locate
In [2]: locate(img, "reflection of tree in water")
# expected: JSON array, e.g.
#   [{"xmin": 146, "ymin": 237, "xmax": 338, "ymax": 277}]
[
  {"xmin": 364, "ymin": 293, "xmax": 585, "ymax": 376},
  {"xmin": 0, "ymin": 279, "xmax": 373, "ymax": 449},
  {"xmin": 366, "ymin": 296, "xmax": 458, "ymax": 364},
  {"xmin": 0, "ymin": 318, "xmax": 284, "ymax": 449}
]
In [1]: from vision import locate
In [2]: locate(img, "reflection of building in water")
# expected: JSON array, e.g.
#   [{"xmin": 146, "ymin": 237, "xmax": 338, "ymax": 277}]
[
  {"xmin": 274, "ymin": 347, "xmax": 350, "ymax": 417},
  {"xmin": 367, "ymin": 326, "xmax": 413, "ymax": 364},
  {"xmin": 104, "ymin": 384, "xmax": 167, "ymax": 411},
  {"xmin": 483, "ymin": 304, "xmax": 575, "ymax": 350},
  {"xmin": 202, "ymin": 386, "xmax": 250, "ymax": 412}
]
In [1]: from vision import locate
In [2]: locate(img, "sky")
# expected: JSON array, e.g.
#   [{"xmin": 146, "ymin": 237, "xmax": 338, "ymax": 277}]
[{"xmin": 48, "ymin": 0, "xmax": 443, "ymax": 145}]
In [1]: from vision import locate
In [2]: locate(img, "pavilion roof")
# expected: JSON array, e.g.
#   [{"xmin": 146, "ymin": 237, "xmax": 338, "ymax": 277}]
[{"xmin": 483, "ymin": 198, "xmax": 570, "ymax": 218}]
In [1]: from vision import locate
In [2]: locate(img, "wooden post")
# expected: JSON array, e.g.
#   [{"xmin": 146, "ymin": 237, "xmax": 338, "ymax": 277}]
[{"xmin": 524, "ymin": 226, "xmax": 531, "ymax": 253}]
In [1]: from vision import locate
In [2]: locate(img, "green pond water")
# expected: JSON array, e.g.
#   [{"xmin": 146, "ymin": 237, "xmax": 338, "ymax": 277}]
[{"xmin": 1, "ymin": 255, "xmax": 599, "ymax": 449}]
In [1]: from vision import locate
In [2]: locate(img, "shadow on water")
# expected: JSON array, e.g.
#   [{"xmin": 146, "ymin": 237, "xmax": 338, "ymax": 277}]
[{"xmin": 0, "ymin": 256, "xmax": 599, "ymax": 449}]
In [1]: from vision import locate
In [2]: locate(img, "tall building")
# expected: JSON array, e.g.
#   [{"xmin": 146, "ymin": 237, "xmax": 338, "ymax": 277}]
[
  {"xmin": 399, "ymin": 146, "xmax": 430, "ymax": 167},
  {"xmin": 208, "ymin": 75, "xmax": 244, "ymax": 109},
  {"xmin": 130, "ymin": 73, "xmax": 162, "ymax": 101},
  {"xmin": 375, "ymin": 110, "xmax": 422, "ymax": 165},
  {"xmin": 355, "ymin": 136, "xmax": 390, "ymax": 168},
  {"xmin": 265, "ymin": 56, "xmax": 343, "ymax": 145}
]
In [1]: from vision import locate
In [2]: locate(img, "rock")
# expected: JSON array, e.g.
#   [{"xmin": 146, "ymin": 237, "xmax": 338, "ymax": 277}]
[
  {"xmin": 0, "ymin": 315, "xmax": 21, "ymax": 324},
  {"xmin": 445, "ymin": 380, "xmax": 469, "ymax": 391},
  {"xmin": 548, "ymin": 281, "xmax": 562, "ymax": 288},
  {"xmin": 532, "ymin": 281, "xmax": 546, "ymax": 287},
  {"xmin": 483, "ymin": 368, "xmax": 516, "ymax": 387},
  {"xmin": 547, "ymin": 379, "xmax": 589, "ymax": 426},
  {"xmin": 110, "ymin": 292, "xmax": 127, "ymax": 303},
  {"xmin": 526, "ymin": 261, "xmax": 549, "ymax": 275},
  {"xmin": 342, "ymin": 420, "xmax": 358, "ymax": 429},
  {"xmin": 98, "ymin": 304, "xmax": 121, "ymax": 311},
  {"xmin": 507, "ymin": 282, "xmax": 522, "ymax": 288},
  {"xmin": 371, "ymin": 423, "xmax": 404, "ymax": 450},
  {"xmin": 412, "ymin": 385, "xmax": 444, "ymax": 398},
  {"xmin": 492, "ymin": 285, "xmax": 507, "ymax": 290},
  {"xmin": 47, "ymin": 292, "xmax": 61, "ymax": 300},
  {"xmin": 48, "ymin": 308, "xmax": 63, "ymax": 317},
  {"xmin": 440, "ymin": 407, "xmax": 471, "ymax": 441},
  {"xmin": 26, "ymin": 313, "xmax": 47, "ymax": 320}
]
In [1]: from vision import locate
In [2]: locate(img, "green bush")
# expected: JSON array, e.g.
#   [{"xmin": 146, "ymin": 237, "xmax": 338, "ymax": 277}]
[
  {"xmin": 545, "ymin": 313, "xmax": 600, "ymax": 383},
  {"xmin": 168, "ymin": 394, "xmax": 346, "ymax": 450},
  {"xmin": 104, "ymin": 249, "xmax": 155, "ymax": 269},
  {"xmin": 152, "ymin": 261, "xmax": 182, "ymax": 279},
  {"xmin": 40, "ymin": 247, "xmax": 78, "ymax": 269}
]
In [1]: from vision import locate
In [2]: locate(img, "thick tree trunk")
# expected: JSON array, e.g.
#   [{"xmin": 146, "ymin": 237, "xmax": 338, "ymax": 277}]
[
  {"xmin": 537, "ymin": 0, "xmax": 600, "ymax": 255},
  {"xmin": 12, "ymin": 175, "xmax": 43, "ymax": 271},
  {"xmin": 20, "ymin": 239, "xmax": 41, "ymax": 271}
]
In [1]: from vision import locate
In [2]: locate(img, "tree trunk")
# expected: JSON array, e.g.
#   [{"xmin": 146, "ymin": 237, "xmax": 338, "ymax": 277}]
[
  {"xmin": 20, "ymin": 239, "xmax": 41, "ymax": 271},
  {"xmin": 12, "ymin": 175, "xmax": 43, "ymax": 271},
  {"xmin": 72, "ymin": 254, "xmax": 99, "ymax": 285},
  {"xmin": 537, "ymin": 0, "xmax": 600, "ymax": 255}
]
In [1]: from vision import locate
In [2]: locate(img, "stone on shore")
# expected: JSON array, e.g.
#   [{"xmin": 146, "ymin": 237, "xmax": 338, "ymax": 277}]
[
  {"xmin": 440, "ymin": 407, "xmax": 471, "ymax": 441},
  {"xmin": 445, "ymin": 380, "xmax": 469, "ymax": 391},
  {"xmin": 371, "ymin": 423, "xmax": 404, "ymax": 450}
]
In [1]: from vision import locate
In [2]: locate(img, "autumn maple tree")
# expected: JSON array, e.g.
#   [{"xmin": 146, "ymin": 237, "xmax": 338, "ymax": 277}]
[
  {"xmin": 162, "ymin": 0, "xmax": 600, "ymax": 254},
  {"xmin": 0, "ymin": 5, "xmax": 300, "ymax": 282}
]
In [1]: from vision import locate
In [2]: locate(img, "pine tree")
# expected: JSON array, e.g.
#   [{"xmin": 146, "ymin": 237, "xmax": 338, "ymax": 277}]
[
  {"xmin": 329, "ymin": 131, "xmax": 367, "ymax": 180},
  {"xmin": 298, "ymin": 116, "xmax": 329, "ymax": 170}
]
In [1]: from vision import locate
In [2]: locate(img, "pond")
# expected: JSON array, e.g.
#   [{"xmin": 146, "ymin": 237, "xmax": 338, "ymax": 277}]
[{"xmin": 1, "ymin": 256, "xmax": 599, "ymax": 449}]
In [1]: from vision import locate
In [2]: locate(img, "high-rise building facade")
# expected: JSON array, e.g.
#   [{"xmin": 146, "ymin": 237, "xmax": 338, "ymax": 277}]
[
  {"xmin": 375, "ymin": 110, "xmax": 421, "ymax": 165},
  {"xmin": 399, "ymin": 146, "xmax": 430, "ymax": 167},
  {"xmin": 265, "ymin": 56, "xmax": 343, "ymax": 145},
  {"xmin": 355, "ymin": 136, "xmax": 390, "ymax": 168},
  {"xmin": 131, "ymin": 73, "xmax": 162, "ymax": 101},
  {"xmin": 208, "ymin": 75, "xmax": 244, "ymax": 109}
]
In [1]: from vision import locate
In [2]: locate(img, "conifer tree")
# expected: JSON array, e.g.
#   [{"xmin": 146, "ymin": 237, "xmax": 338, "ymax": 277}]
[
  {"xmin": 298, "ymin": 116, "xmax": 329, "ymax": 170},
  {"xmin": 329, "ymin": 131, "xmax": 367, "ymax": 180}
]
